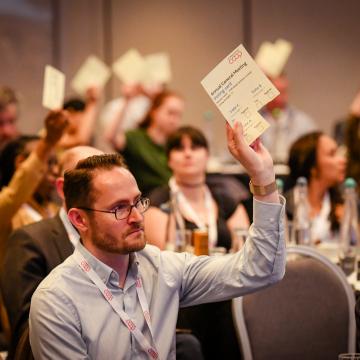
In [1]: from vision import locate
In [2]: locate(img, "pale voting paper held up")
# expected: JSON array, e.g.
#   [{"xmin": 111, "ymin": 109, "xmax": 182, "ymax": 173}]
[
  {"xmin": 42, "ymin": 65, "xmax": 65, "ymax": 110},
  {"xmin": 71, "ymin": 55, "xmax": 111, "ymax": 95},
  {"xmin": 112, "ymin": 49, "xmax": 172, "ymax": 86},
  {"xmin": 201, "ymin": 44, "xmax": 280, "ymax": 144},
  {"xmin": 255, "ymin": 38, "xmax": 293, "ymax": 78}
]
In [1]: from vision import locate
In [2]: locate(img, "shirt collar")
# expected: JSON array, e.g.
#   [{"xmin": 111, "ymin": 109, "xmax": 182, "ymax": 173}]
[
  {"xmin": 75, "ymin": 242, "xmax": 140, "ymax": 288},
  {"xmin": 59, "ymin": 207, "xmax": 80, "ymax": 248}
]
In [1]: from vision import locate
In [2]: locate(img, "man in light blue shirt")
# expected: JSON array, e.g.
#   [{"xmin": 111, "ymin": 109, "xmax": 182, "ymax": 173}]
[{"xmin": 29, "ymin": 123, "xmax": 286, "ymax": 359}]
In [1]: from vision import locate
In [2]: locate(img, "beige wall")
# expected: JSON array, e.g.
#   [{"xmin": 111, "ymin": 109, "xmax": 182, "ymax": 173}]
[
  {"xmin": 1, "ymin": 0, "xmax": 360, "ymax": 149},
  {"xmin": 251, "ymin": 0, "xmax": 360, "ymax": 135}
]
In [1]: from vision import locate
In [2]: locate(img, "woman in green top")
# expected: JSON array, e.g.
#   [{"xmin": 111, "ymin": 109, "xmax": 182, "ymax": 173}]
[{"xmin": 106, "ymin": 90, "xmax": 184, "ymax": 194}]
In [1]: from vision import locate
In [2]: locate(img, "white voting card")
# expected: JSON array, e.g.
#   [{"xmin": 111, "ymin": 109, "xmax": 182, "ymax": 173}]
[
  {"xmin": 71, "ymin": 55, "xmax": 111, "ymax": 95},
  {"xmin": 142, "ymin": 52, "xmax": 172, "ymax": 85},
  {"xmin": 112, "ymin": 49, "xmax": 146, "ymax": 84},
  {"xmin": 255, "ymin": 38, "xmax": 293, "ymax": 77},
  {"xmin": 42, "ymin": 65, "xmax": 65, "ymax": 110},
  {"xmin": 201, "ymin": 44, "xmax": 279, "ymax": 143}
]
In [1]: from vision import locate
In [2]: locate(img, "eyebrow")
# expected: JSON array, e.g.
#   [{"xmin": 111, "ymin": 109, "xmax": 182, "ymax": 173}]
[{"xmin": 107, "ymin": 193, "xmax": 142, "ymax": 209}]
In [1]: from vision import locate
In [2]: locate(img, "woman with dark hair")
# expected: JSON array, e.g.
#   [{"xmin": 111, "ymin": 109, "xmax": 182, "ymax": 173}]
[
  {"xmin": 105, "ymin": 90, "xmax": 184, "ymax": 194},
  {"xmin": 145, "ymin": 125, "xmax": 249, "ymax": 359},
  {"xmin": 286, "ymin": 131, "xmax": 346, "ymax": 243},
  {"xmin": 145, "ymin": 125, "xmax": 249, "ymax": 251}
]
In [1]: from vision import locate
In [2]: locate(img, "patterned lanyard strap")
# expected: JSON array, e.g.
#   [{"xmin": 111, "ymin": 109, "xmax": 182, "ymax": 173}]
[
  {"xmin": 169, "ymin": 177, "xmax": 217, "ymax": 248},
  {"xmin": 73, "ymin": 250, "xmax": 160, "ymax": 360}
]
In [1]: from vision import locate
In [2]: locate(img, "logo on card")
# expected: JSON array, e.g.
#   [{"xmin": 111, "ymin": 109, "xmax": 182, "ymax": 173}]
[
  {"xmin": 228, "ymin": 50, "xmax": 242, "ymax": 64},
  {"xmin": 148, "ymin": 348, "xmax": 159, "ymax": 359},
  {"xmin": 125, "ymin": 319, "xmax": 136, "ymax": 331},
  {"xmin": 80, "ymin": 260, "xmax": 90, "ymax": 272},
  {"xmin": 103, "ymin": 289, "xmax": 113, "ymax": 301}
]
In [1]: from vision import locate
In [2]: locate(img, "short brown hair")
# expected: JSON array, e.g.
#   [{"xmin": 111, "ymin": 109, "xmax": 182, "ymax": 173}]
[
  {"xmin": 63, "ymin": 153, "xmax": 127, "ymax": 210},
  {"xmin": 0, "ymin": 86, "xmax": 18, "ymax": 112}
]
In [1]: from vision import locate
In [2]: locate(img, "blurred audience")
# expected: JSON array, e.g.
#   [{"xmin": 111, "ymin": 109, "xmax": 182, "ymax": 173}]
[
  {"xmin": 286, "ymin": 131, "xmax": 346, "ymax": 243},
  {"xmin": 0, "ymin": 110, "xmax": 68, "ymax": 262},
  {"xmin": 0, "ymin": 145, "xmax": 103, "ymax": 359},
  {"xmin": 105, "ymin": 90, "xmax": 184, "ymax": 194},
  {"xmin": 0, "ymin": 110, "xmax": 67, "ymax": 352},
  {"xmin": 333, "ymin": 89, "xmax": 360, "ymax": 145},
  {"xmin": 345, "ymin": 116, "xmax": 360, "ymax": 196},
  {"xmin": 260, "ymin": 74, "xmax": 317, "ymax": 164},
  {"xmin": 0, "ymin": 86, "xmax": 19, "ymax": 150},
  {"xmin": 57, "ymin": 87, "xmax": 100, "ymax": 149}
]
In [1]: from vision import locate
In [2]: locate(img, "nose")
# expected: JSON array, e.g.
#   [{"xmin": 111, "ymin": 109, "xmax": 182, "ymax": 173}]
[{"xmin": 127, "ymin": 205, "xmax": 143, "ymax": 223}]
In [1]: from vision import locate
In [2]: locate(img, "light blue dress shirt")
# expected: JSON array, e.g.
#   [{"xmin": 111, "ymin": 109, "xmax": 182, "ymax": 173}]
[{"xmin": 29, "ymin": 197, "xmax": 286, "ymax": 360}]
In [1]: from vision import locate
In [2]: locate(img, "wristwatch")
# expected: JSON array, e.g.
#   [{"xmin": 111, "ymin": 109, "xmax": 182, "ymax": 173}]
[{"xmin": 249, "ymin": 180, "xmax": 277, "ymax": 196}]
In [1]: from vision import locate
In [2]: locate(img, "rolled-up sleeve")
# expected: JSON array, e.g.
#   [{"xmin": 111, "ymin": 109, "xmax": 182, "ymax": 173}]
[{"xmin": 179, "ymin": 196, "xmax": 286, "ymax": 307}]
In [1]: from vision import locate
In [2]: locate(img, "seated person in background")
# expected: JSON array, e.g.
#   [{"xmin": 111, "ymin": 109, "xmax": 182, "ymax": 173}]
[
  {"xmin": 0, "ymin": 145, "xmax": 103, "ymax": 359},
  {"xmin": 56, "ymin": 87, "xmax": 100, "ymax": 149},
  {"xmin": 0, "ymin": 86, "xmax": 19, "ymax": 151},
  {"xmin": 105, "ymin": 90, "xmax": 184, "ymax": 195},
  {"xmin": 344, "ymin": 98, "xmax": 360, "ymax": 196},
  {"xmin": 145, "ymin": 126, "xmax": 250, "ymax": 359},
  {"xmin": 145, "ymin": 125, "xmax": 250, "ymax": 252},
  {"xmin": 260, "ymin": 73, "xmax": 317, "ymax": 164},
  {"xmin": 0, "ymin": 110, "xmax": 67, "ymax": 348},
  {"xmin": 29, "ymin": 122, "xmax": 285, "ymax": 359},
  {"xmin": 333, "ymin": 88, "xmax": 360, "ymax": 145},
  {"xmin": 0, "ymin": 110, "xmax": 68, "ymax": 262},
  {"xmin": 285, "ymin": 131, "xmax": 346, "ymax": 243},
  {"xmin": 0, "ymin": 136, "xmax": 59, "ymax": 229}
]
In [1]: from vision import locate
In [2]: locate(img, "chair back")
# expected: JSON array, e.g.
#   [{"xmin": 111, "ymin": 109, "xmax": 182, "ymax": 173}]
[{"xmin": 233, "ymin": 246, "xmax": 356, "ymax": 360}]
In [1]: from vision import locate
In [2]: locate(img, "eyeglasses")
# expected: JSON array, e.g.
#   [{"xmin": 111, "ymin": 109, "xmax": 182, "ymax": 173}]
[{"xmin": 78, "ymin": 197, "xmax": 150, "ymax": 220}]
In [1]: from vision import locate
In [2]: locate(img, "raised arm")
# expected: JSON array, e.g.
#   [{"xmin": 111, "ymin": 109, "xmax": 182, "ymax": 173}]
[
  {"xmin": 0, "ymin": 111, "xmax": 68, "ymax": 258},
  {"xmin": 57, "ymin": 87, "xmax": 101, "ymax": 149},
  {"xmin": 226, "ymin": 122, "xmax": 279, "ymax": 203},
  {"xmin": 103, "ymin": 84, "xmax": 142, "ymax": 151},
  {"xmin": 174, "ymin": 122, "xmax": 285, "ymax": 306}
]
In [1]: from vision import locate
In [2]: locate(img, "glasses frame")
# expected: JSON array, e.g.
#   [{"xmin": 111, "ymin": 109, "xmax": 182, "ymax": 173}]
[{"xmin": 78, "ymin": 197, "xmax": 150, "ymax": 220}]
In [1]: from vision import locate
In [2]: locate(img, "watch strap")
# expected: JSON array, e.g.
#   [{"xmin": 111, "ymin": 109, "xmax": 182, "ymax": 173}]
[{"xmin": 249, "ymin": 180, "xmax": 277, "ymax": 196}]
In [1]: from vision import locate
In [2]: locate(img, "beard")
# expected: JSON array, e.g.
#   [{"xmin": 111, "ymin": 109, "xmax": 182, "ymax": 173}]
[{"xmin": 91, "ymin": 222, "xmax": 146, "ymax": 255}]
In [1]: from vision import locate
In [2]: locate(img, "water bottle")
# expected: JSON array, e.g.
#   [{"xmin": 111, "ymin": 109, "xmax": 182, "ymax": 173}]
[
  {"xmin": 292, "ymin": 177, "xmax": 311, "ymax": 245},
  {"xmin": 339, "ymin": 177, "xmax": 359, "ymax": 276},
  {"xmin": 276, "ymin": 178, "xmax": 290, "ymax": 244}
]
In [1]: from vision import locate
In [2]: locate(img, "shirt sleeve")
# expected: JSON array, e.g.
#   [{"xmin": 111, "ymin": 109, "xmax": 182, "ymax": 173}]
[
  {"xmin": 0, "ymin": 152, "xmax": 46, "ymax": 229},
  {"xmin": 29, "ymin": 286, "xmax": 89, "ymax": 360},
  {"xmin": 177, "ymin": 196, "xmax": 286, "ymax": 307}
]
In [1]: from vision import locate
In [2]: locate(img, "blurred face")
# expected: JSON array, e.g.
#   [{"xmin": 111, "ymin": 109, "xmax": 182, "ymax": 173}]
[
  {"xmin": 168, "ymin": 135, "xmax": 208, "ymax": 179},
  {"xmin": 0, "ymin": 103, "xmax": 18, "ymax": 146},
  {"xmin": 66, "ymin": 111, "xmax": 83, "ymax": 134},
  {"xmin": 151, "ymin": 96, "xmax": 184, "ymax": 136},
  {"xmin": 19, "ymin": 140, "xmax": 58, "ymax": 201},
  {"xmin": 83, "ymin": 168, "xmax": 146, "ymax": 254},
  {"xmin": 314, "ymin": 135, "xmax": 347, "ymax": 187},
  {"xmin": 266, "ymin": 75, "xmax": 289, "ymax": 111}
]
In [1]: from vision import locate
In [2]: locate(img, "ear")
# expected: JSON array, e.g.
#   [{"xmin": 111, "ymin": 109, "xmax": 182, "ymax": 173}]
[
  {"xmin": 68, "ymin": 208, "xmax": 89, "ymax": 233},
  {"xmin": 55, "ymin": 177, "xmax": 64, "ymax": 200}
]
